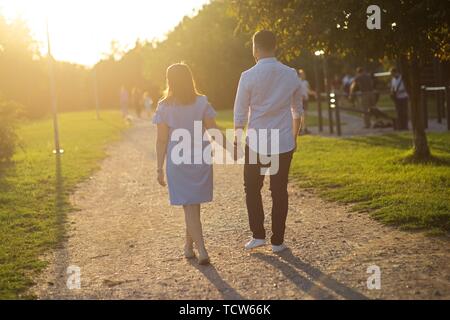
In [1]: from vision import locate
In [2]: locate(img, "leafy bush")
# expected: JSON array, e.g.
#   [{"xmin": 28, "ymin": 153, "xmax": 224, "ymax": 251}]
[{"xmin": 0, "ymin": 97, "xmax": 22, "ymax": 163}]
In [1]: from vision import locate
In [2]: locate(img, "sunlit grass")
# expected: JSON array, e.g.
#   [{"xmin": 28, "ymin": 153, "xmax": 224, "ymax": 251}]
[
  {"xmin": 291, "ymin": 133, "xmax": 450, "ymax": 233},
  {"xmin": 0, "ymin": 111, "xmax": 125, "ymax": 299}
]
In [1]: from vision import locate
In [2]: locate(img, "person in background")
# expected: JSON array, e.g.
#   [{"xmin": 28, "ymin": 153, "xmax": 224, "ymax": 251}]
[
  {"xmin": 298, "ymin": 69, "xmax": 316, "ymax": 135},
  {"xmin": 131, "ymin": 87, "xmax": 144, "ymax": 118},
  {"xmin": 342, "ymin": 72, "xmax": 354, "ymax": 97},
  {"xmin": 390, "ymin": 68, "xmax": 409, "ymax": 130},
  {"xmin": 131, "ymin": 88, "xmax": 138, "ymax": 117},
  {"xmin": 350, "ymin": 67, "xmax": 375, "ymax": 128},
  {"xmin": 143, "ymin": 91, "xmax": 153, "ymax": 118},
  {"xmin": 120, "ymin": 86, "xmax": 129, "ymax": 118}
]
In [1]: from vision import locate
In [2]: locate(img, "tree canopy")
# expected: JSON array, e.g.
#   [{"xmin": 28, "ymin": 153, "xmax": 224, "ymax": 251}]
[
  {"xmin": 231, "ymin": 0, "xmax": 450, "ymax": 63},
  {"xmin": 231, "ymin": 0, "xmax": 450, "ymax": 159}
]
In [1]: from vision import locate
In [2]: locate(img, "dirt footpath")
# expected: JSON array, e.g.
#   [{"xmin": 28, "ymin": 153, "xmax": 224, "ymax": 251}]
[{"xmin": 32, "ymin": 120, "xmax": 449, "ymax": 299}]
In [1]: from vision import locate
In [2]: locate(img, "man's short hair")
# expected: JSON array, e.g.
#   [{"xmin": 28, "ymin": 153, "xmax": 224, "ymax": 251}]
[{"xmin": 253, "ymin": 30, "xmax": 276, "ymax": 52}]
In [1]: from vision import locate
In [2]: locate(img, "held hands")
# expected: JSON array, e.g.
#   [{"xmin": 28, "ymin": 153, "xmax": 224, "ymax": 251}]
[
  {"xmin": 233, "ymin": 141, "xmax": 244, "ymax": 161},
  {"xmin": 233, "ymin": 128, "xmax": 245, "ymax": 162},
  {"xmin": 157, "ymin": 168, "xmax": 166, "ymax": 187}
]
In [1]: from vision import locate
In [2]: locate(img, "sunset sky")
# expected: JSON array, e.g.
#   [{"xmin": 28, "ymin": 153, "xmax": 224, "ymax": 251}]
[{"xmin": 0, "ymin": 0, "xmax": 210, "ymax": 66}]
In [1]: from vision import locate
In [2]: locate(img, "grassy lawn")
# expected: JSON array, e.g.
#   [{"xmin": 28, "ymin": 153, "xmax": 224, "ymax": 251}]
[
  {"xmin": 215, "ymin": 109, "xmax": 234, "ymax": 130},
  {"xmin": 0, "ymin": 111, "xmax": 125, "ymax": 299},
  {"xmin": 216, "ymin": 110, "xmax": 450, "ymax": 233},
  {"xmin": 292, "ymin": 133, "xmax": 450, "ymax": 233}
]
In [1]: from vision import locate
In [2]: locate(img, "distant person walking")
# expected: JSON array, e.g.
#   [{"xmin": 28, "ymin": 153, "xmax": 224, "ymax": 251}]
[
  {"xmin": 143, "ymin": 91, "xmax": 154, "ymax": 118},
  {"xmin": 298, "ymin": 69, "xmax": 316, "ymax": 135},
  {"xmin": 132, "ymin": 88, "xmax": 144, "ymax": 118},
  {"xmin": 120, "ymin": 86, "xmax": 129, "ymax": 118},
  {"xmin": 390, "ymin": 68, "xmax": 409, "ymax": 130},
  {"xmin": 350, "ymin": 67, "xmax": 375, "ymax": 128},
  {"xmin": 342, "ymin": 72, "xmax": 354, "ymax": 96}
]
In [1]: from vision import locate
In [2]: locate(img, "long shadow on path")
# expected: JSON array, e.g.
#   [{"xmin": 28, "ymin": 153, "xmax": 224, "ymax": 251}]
[
  {"xmin": 253, "ymin": 250, "xmax": 368, "ymax": 300},
  {"xmin": 188, "ymin": 260, "xmax": 244, "ymax": 300}
]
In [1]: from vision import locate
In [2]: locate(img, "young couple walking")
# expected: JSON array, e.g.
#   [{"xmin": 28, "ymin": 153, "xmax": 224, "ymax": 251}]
[{"xmin": 153, "ymin": 30, "xmax": 304, "ymax": 265}]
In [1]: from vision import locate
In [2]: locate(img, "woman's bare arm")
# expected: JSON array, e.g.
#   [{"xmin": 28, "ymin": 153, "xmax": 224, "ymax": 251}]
[
  {"xmin": 203, "ymin": 117, "xmax": 234, "ymax": 153},
  {"xmin": 156, "ymin": 123, "xmax": 169, "ymax": 186}
]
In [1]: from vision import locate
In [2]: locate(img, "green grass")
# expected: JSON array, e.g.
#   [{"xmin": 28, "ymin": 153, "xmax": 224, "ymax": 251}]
[
  {"xmin": 291, "ymin": 133, "xmax": 450, "ymax": 233},
  {"xmin": 216, "ymin": 109, "xmax": 234, "ymax": 130},
  {"xmin": 216, "ymin": 110, "xmax": 450, "ymax": 233},
  {"xmin": 0, "ymin": 111, "xmax": 125, "ymax": 299}
]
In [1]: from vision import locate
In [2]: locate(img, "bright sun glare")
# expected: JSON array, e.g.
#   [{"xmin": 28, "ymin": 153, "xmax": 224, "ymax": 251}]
[{"xmin": 0, "ymin": 0, "xmax": 209, "ymax": 66}]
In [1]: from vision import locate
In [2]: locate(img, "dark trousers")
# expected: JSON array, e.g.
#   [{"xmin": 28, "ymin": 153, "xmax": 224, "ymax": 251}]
[
  {"xmin": 394, "ymin": 98, "xmax": 409, "ymax": 130},
  {"xmin": 244, "ymin": 146, "xmax": 293, "ymax": 245}
]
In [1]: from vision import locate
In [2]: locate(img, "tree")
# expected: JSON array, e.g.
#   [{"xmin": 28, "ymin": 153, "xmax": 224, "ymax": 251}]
[
  {"xmin": 142, "ymin": 0, "xmax": 254, "ymax": 109},
  {"xmin": 0, "ymin": 15, "xmax": 96, "ymax": 117},
  {"xmin": 0, "ymin": 96, "xmax": 22, "ymax": 163},
  {"xmin": 90, "ymin": 1, "xmax": 255, "ymax": 112},
  {"xmin": 231, "ymin": 0, "xmax": 450, "ymax": 160}
]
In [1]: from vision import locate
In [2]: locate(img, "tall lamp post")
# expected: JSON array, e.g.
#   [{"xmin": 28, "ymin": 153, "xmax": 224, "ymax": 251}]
[
  {"xmin": 46, "ymin": 19, "xmax": 63, "ymax": 154},
  {"xmin": 314, "ymin": 50, "xmax": 325, "ymax": 132},
  {"xmin": 315, "ymin": 50, "xmax": 334, "ymax": 134},
  {"xmin": 93, "ymin": 69, "xmax": 101, "ymax": 120}
]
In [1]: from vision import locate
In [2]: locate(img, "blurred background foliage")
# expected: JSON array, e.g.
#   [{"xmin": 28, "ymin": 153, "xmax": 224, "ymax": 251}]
[{"xmin": 1, "ymin": 0, "xmax": 449, "ymax": 118}]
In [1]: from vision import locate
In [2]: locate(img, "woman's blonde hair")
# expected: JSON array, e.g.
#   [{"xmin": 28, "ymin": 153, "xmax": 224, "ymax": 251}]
[{"xmin": 162, "ymin": 63, "xmax": 200, "ymax": 105}]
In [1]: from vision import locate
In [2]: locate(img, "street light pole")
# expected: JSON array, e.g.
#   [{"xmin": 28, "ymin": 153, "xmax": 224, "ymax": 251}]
[
  {"xmin": 314, "ymin": 50, "xmax": 326, "ymax": 133},
  {"xmin": 46, "ymin": 19, "xmax": 63, "ymax": 154},
  {"xmin": 93, "ymin": 69, "xmax": 101, "ymax": 120},
  {"xmin": 314, "ymin": 55, "xmax": 323, "ymax": 132}
]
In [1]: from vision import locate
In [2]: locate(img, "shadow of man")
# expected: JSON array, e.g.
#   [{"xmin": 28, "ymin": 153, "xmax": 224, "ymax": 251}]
[
  {"xmin": 187, "ymin": 259, "xmax": 244, "ymax": 300},
  {"xmin": 252, "ymin": 250, "xmax": 368, "ymax": 300}
]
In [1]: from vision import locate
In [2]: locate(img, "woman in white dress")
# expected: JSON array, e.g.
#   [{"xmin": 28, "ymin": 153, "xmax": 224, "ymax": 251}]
[{"xmin": 153, "ymin": 63, "xmax": 222, "ymax": 265}]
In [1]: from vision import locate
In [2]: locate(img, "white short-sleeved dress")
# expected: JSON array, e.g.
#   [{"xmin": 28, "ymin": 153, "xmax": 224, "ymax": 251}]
[{"xmin": 152, "ymin": 95, "xmax": 216, "ymax": 206}]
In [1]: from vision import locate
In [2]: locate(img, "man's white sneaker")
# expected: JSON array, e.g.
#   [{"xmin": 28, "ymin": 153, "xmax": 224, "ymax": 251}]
[
  {"xmin": 272, "ymin": 243, "xmax": 288, "ymax": 253},
  {"xmin": 244, "ymin": 238, "xmax": 266, "ymax": 250}
]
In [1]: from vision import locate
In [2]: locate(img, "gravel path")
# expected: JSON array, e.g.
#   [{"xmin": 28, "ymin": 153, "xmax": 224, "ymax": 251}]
[{"xmin": 32, "ymin": 119, "xmax": 449, "ymax": 300}]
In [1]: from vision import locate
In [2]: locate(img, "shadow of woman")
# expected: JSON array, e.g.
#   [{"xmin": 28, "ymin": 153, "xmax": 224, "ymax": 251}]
[
  {"xmin": 251, "ymin": 252, "xmax": 336, "ymax": 299},
  {"xmin": 253, "ymin": 249, "xmax": 368, "ymax": 300},
  {"xmin": 187, "ymin": 259, "xmax": 244, "ymax": 300}
]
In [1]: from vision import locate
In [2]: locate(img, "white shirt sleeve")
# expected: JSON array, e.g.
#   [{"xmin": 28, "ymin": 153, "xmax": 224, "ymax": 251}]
[
  {"xmin": 233, "ymin": 73, "xmax": 250, "ymax": 128},
  {"xmin": 391, "ymin": 78, "xmax": 396, "ymax": 92}
]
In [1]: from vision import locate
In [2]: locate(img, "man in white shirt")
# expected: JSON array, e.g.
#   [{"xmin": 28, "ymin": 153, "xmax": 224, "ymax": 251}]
[
  {"xmin": 233, "ymin": 30, "xmax": 304, "ymax": 253},
  {"xmin": 390, "ymin": 68, "xmax": 409, "ymax": 130}
]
